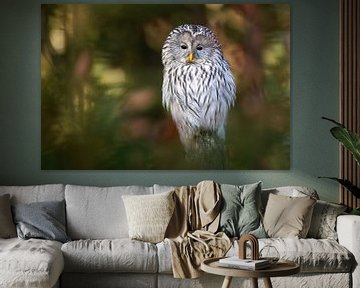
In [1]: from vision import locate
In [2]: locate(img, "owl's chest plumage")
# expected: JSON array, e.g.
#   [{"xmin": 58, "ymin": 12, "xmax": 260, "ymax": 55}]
[
  {"xmin": 162, "ymin": 61, "xmax": 234, "ymax": 133},
  {"xmin": 165, "ymin": 63, "xmax": 223, "ymax": 107},
  {"xmin": 176, "ymin": 64, "xmax": 214, "ymax": 103}
]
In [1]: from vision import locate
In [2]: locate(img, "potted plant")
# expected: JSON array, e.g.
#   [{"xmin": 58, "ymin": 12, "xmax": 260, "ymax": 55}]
[{"xmin": 320, "ymin": 117, "xmax": 360, "ymax": 215}]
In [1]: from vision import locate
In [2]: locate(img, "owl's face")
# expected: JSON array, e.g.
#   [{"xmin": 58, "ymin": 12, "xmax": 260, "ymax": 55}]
[{"xmin": 162, "ymin": 24, "xmax": 223, "ymax": 66}]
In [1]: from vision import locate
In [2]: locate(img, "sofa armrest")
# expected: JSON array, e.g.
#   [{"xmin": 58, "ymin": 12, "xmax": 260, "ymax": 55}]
[{"xmin": 337, "ymin": 215, "xmax": 360, "ymax": 288}]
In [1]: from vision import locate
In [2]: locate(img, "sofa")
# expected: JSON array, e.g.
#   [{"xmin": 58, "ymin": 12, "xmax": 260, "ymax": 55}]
[{"xmin": 0, "ymin": 183, "xmax": 359, "ymax": 288}]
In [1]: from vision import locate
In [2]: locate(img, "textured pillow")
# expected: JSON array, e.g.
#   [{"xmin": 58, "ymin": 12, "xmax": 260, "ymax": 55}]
[
  {"xmin": 122, "ymin": 191, "xmax": 175, "ymax": 243},
  {"xmin": 0, "ymin": 194, "xmax": 16, "ymax": 238},
  {"xmin": 218, "ymin": 182, "xmax": 266, "ymax": 238},
  {"xmin": 307, "ymin": 200, "xmax": 347, "ymax": 240},
  {"xmin": 263, "ymin": 193, "xmax": 316, "ymax": 238},
  {"xmin": 12, "ymin": 200, "xmax": 70, "ymax": 243}
]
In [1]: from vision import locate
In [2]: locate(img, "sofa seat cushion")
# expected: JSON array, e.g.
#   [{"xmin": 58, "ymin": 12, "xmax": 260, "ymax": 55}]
[
  {"xmin": 156, "ymin": 240, "xmax": 173, "ymax": 274},
  {"xmin": 0, "ymin": 238, "xmax": 64, "ymax": 288},
  {"xmin": 62, "ymin": 239, "xmax": 158, "ymax": 273},
  {"xmin": 230, "ymin": 238, "xmax": 353, "ymax": 273},
  {"xmin": 260, "ymin": 238, "xmax": 353, "ymax": 272},
  {"xmin": 157, "ymin": 238, "xmax": 353, "ymax": 274}
]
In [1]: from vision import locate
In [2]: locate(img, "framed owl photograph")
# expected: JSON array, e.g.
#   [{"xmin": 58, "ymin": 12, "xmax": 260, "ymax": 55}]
[{"xmin": 41, "ymin": 4, "xmax": 290, "ymax": 170}]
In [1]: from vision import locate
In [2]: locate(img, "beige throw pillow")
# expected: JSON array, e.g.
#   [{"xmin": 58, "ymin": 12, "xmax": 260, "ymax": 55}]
[
  {"xmin": 122, "ymin": 191, "xmax": 175, "ymax": 243},
  {"xmin": 0, "ymin": 194, "xmax": 17, "ymax": 238},
  {"xmin": 263, "ymin": 193, "xmax": 316, "ymax": 238}
]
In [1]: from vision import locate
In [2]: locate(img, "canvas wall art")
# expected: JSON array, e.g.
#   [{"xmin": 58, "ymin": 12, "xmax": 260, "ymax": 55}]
[{"xmin": 41, "ymin": 4, "xmax": 290, "ymax": 170}]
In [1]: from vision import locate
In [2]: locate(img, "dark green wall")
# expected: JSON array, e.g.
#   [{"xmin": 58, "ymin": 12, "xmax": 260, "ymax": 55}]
[{"xmin": 0, "ymin": 0, "xmax": 340, "ymax": 202}]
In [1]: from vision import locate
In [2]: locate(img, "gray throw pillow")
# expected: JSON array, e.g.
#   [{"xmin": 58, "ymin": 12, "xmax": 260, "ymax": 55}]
[
  {"xmin": 218, "ymin": 182, "xmax": 266, "ymax": 238},
  {"xmin": 12, "ymin": 200, "xmax": 70, "ymax": 243},
  {"xmin": 0, "ymin": 194, "xmax": 16, "ymax": 238}
]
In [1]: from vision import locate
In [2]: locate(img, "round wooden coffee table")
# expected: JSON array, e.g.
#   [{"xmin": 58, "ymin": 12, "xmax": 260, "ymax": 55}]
[{"xmin": 201, "ymin": 257, "xmax": 300, "ymax": 288}]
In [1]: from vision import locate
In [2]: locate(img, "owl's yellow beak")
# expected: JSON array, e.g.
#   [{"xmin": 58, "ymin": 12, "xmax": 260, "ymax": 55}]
[{"xmin": 187, "ymin": 53, "xmax": 194, "ymax": 63}]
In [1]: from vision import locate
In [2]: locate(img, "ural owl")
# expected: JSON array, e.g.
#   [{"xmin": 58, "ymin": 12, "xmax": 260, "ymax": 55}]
[{"xmin": 161, "ymin": 24, "xmax": 235, "ymax": 165}]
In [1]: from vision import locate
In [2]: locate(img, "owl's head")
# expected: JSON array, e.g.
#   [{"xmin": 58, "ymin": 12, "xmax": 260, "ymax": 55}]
[{"xmin": 162, "ymin": 24, "xmax": 223, "ymax": 66}]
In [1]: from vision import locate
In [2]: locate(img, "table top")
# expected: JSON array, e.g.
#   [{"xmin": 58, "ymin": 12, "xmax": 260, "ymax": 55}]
[{"xmin": 201, "ymin": 257, "xmax": 300, "ymax": 278}]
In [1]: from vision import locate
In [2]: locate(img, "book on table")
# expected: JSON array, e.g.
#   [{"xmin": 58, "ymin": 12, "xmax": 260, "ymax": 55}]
[{"xmin": 218, "ymin": 257, "xmax": 271, "ymax": 270}]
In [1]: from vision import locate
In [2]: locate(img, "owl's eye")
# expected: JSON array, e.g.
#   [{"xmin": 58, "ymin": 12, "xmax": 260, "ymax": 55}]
[
  {"xmin": 180, "ymin": 44, "xmax": 188, "ymax": 49},
  {"xmin": 196, "ymin": 45, "xmax": 203, "ymax": 51}
]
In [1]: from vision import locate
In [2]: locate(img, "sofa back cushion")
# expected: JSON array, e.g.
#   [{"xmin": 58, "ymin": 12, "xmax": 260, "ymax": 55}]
[
  {"xmin": 0, "ymin": 194, "xmax": 17, "ymax": 238},
  {"xmin": 153, "ymin": 184, "xmax": 176, "ymax": 194},
  {"xmin": 0, "ymin": 184, "xmax": 65, "ymax": 204},
  {"xmin": 65, "ymin": 185, "xmax": 153, "ymax": 239}
]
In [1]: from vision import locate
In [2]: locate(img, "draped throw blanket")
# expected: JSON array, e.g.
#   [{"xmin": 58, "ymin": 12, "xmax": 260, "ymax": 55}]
[{"xmin": 165, "ymin": 180, "xmax": 231, "ymax": 278}]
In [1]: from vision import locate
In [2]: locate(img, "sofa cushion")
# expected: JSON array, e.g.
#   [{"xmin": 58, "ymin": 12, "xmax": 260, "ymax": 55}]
[
  {"xmin": 263, "ymin": 193, "xmax": 316, "ymax": 238},
  {"xmin": 158, "ymin": 237, "xmax": 353, "ymax": 275},
  {"xmin": 228, "ymin": 238, "xmax": 353, "ymax": 273},
  {"xmin": 61, "ymin": 239, "xmax": 158, "ymax": 273},
  {"xmin": 153, "ymin": 184, "xmax": 176, "ymax": 194},
  {"xmin": 65, "ymin": 185, "xmax": 153, "ymax": 239},
  {"xmin": 0, "ymin": 184, "xmax": 65, "ymax": 204},
  {"xmin": 261, "ymin": 238, "xmax": 353, "ymax": 273},
  {"xmin": 156, "ymin": 240, "xmax": 173, "ymax": 274},
  {"xmin": 122, "ymin": 191, "xmax": 175, "ymax": 243},
  {"xmin": 12, "ymin": 200, "xmax": 70, "ymax": 243},
  {"xmin": 218, "ymin": 182, "xmax": 266, "ymax": 238},
  {"xmin": 0, "ymin": 194, "xmax": 16, "ymax": 238},
  {"xmin": 307, "ymin": 200, "xmax": 347, "ymax": 240},
  {"xmin": 0, "ymin": 238, "xmax": 64, "ymax": 288},
  {"xmin": 261, "ymin": 186, "xmax": 319, "ymax": 213}
]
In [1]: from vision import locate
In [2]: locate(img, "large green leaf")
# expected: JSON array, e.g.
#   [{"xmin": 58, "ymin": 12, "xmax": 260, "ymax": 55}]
[
  {"xmin": 323, "ymin": 117, "xmax": 360, "ymax": 165},
  {"xmin": 318, "ymin": 177, "xmax": 360, "ymax": 198},
  {"xmin": 331, "ymin": 127, "xmax": 360, "ymax": 165}
]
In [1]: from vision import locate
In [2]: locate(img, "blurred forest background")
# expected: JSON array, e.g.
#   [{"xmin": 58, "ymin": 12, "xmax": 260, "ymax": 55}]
[{"xmin": 41, "ymin": 4, "xmax": 290, "ymax": 170}]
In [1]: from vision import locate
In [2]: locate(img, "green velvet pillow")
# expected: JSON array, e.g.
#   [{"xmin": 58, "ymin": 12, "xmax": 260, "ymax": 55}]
[{"xmin": 218, "ymin": 182, "xmax": 266, "ymax": 238}]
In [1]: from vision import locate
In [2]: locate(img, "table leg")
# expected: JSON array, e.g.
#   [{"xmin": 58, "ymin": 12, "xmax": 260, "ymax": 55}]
[
  {"xmin": 222, "ymin": 276, "xmax": 232, "ymax": 288},
  {"xmin": 251, "ymin": 278, "xmax": 258, "ymax": 288},
  {"xmin": 263, "ymin": 277, "xmax": 273, "ymax": 288}
]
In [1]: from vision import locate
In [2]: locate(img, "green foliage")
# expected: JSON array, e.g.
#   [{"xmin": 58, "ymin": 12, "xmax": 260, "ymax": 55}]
[
  {"xmin": 324, "ymin": 118, "xmax": 360, "ymax": 165},
  {"xmin": 351, "ymin": 208, "xmax": 360, "ymax": 215},
  {"xmin": 320, "ymin": 117, "xmax": 360, "ymax": 199}
]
